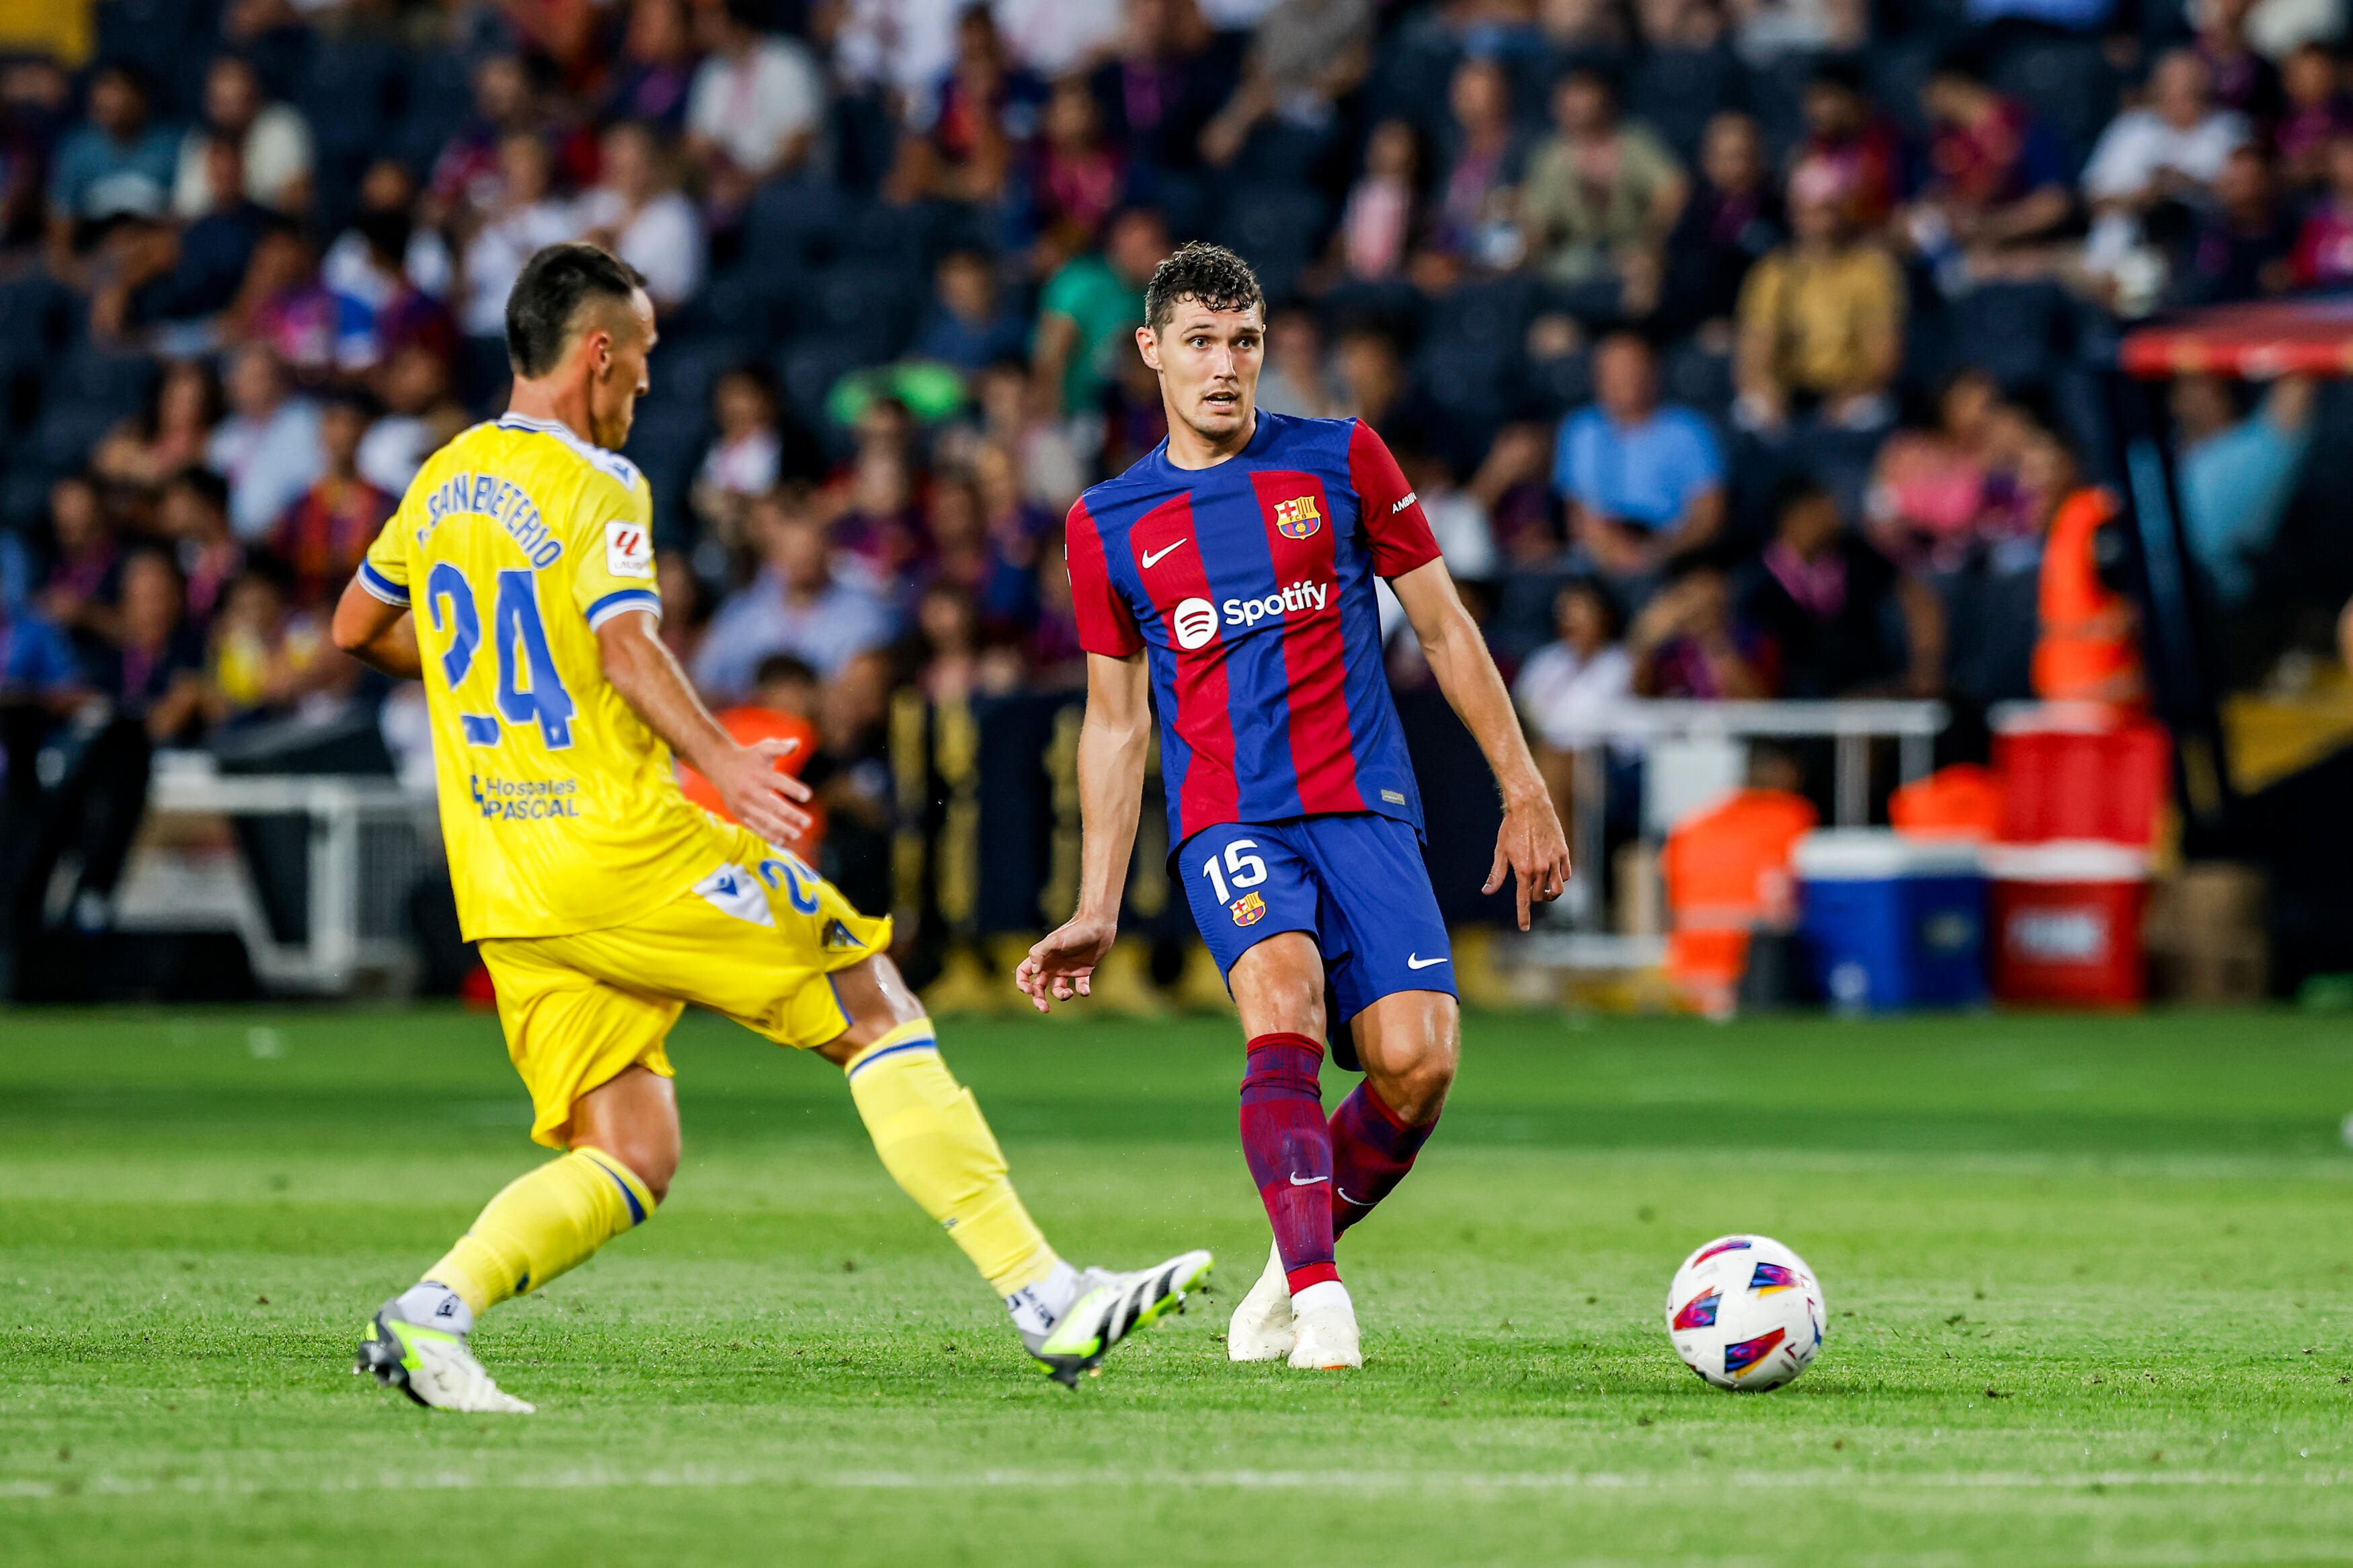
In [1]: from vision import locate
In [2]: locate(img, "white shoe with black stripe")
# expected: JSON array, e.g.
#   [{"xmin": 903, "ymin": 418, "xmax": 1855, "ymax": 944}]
[{"xmin": 1024, "ymin": 1249, "xmax": 1213, "ymax": 1386}]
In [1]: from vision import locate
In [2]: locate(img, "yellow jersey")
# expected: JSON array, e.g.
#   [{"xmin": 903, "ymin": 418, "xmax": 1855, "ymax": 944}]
[{"xmin": 359, "ymin": 413, "xmax": 726, "ymax": 940}]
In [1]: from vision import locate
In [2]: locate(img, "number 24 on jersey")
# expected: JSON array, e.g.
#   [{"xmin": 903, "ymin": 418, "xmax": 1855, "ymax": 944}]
[{"xmin": 426, "ymin": 563, "xmax": 576, "ymax": 749}]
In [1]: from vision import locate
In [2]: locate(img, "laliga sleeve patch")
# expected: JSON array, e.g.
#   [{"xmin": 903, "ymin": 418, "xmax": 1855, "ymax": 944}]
[{"xmin": 605, "ymin": 518, "xmax": 655, "ymax": 579}]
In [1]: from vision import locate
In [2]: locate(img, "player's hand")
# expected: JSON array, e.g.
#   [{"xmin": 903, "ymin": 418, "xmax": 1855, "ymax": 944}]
[
  {"xmin": 1016, "ymin": 913, "xmax": 1119, "ymax": 1013},
  {"xmin": 1484, "ymin": 789, "xmax": 1571, "ymax": 932},
  {"xmin": 705, "ymin": 737, "xmax": 814, "ymax": 845}
]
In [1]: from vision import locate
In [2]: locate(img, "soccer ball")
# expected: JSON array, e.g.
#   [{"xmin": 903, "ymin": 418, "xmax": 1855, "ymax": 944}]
[{"xmin": 1664, "ymin": 1234, "xmax": 1825, "ymax": 1391}]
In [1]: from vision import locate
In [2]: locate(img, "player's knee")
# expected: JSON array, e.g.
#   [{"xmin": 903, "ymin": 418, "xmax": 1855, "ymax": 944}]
[
  {"xmin": 822, "ymin": 957, "xmax": 928, "ymax": 1063},
  {"xmin": 1386, "ymin": 1042, "xmax": 1456, "ymax": 1124},
  {"xmin": 635, "ymin": 1149, "xmax": 678, "ymax": 1206},
  {"xmin": 592, "ymin": 1134, "xmax": 676, "ymax": 1205},
  {"xmin": 1368, "ymin": 1015, "xmax": 1457, "ymax": 1124}
]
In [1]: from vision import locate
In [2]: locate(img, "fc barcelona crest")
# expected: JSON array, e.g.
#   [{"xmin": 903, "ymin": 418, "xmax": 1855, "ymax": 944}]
[
  {"xmin": 1273, "ymin": 494, "xmax": 1322, "ymax": 540},
  {"xmin": 1230, "ymin": 891, "xmax": 1267, "ymax": 926}
]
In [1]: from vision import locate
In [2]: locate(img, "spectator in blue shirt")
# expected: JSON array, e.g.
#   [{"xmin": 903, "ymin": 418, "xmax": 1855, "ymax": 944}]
[
  {"xmin": 0, "ymin": 597, "xmax": 83, "ymax": 701},
  {"xmin": 47, "ymin": 64, "xmax": 177, "ymax": 229},
  {"xmin": 0, "ymin": 592, "xmax": 89, "ymax": 926},
  {"xmin": 2173, "ymin": 372, "xmax": 2314, "ymax": 608},
  {"xmin": 693, "ymin": 496, "xmax": 898, "ymax": 703},
  {"xmin": 913, "ymin": 249, "xmax": 1031, "ymax": 372},
  {"xmin": 1553, "ymin": 332, "xmax": 1726, "ymax": 599},
  {"xmin": 1967, "ymin": 0, "xmax": 2114, "ymax": 28}
]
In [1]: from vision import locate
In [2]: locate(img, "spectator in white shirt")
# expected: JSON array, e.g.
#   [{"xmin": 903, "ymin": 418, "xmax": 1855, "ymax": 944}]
[
  {"xmin": 832, "ymin": 0, "xmax": 965, "ymax": 108},
  {"xmin": 690, "ymin": 366, "xmax": 786, "ymax": 549},
  {"xmin": 1513, "ymin": 577, "xmax": 1636, "ymax": 833},
  {"xmin": 686, "ymin": 0, "xmax": 825, "ymax": 211},
  {"xmin": 694, "ymin": 496, "xmax": 897, "ymax": 701},
  {"xmin": 321, "ymin": 160, "xmax": 453, "ymax": 308},
  {"xmin": 457, "ymin": 132, "xmax": 584, "ymax": 339},
  {"xmin": 357, "ymin": 343, "xmax": 468, "ymax": 496},
  {"xmin": 173, "ymin": 54, "xmax": 313, "ymax": 217},
  {"xmin": 204, "ymin": 344, "xmax": 323, "ymax": 542},
  {"xmin": 580, "ymin": 121, "xmax": 706, "ymax": 310},
  {"xmin": 992, "ymin": 0, "xmax": 1125, "ymax": 79},
  {"xmin": 2083, "ymin": 49, "xmax": 2249, "ymax": 282}
]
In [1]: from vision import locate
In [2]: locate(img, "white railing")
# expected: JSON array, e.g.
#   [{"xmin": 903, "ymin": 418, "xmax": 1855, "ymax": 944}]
[
  {"xmin": 118, "ymin": 755, "xmax": 438, "ymax": 995},
  {"xmin": 1527, "ymin": 700, "xmax": 1948, "ymax": 969}
]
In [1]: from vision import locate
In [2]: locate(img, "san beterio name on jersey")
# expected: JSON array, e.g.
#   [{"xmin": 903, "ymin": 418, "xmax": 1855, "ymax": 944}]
[{"xmin": 418, "ymin": 473, "xmax": 563, "ymax": 570}]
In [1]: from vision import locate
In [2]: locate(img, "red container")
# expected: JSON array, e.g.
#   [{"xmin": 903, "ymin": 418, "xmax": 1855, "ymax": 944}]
[
  {"xmin": 1985, "ymin": 843, "xmax": 2149, "ymax": 1007},
  {"xmin": 1993, "ymin": 706, "xmax": 2169, "ymax": 848}
]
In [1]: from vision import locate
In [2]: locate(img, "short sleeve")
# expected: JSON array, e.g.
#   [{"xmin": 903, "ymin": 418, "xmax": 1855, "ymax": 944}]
[
  {"xmin": 1677, "ymin": 413, "xmax": 1726, "ymax": 495},
  {"xmin": 571, "ymin": 475, "xmax": 664, "ymax": 630},
  {"xmin": 1349, "ymin": 419, "xmax": 1443, "ymax": 579},
  {"xmin": 1551, "ymin": 414, "xmax": 1581, "ymax": 501},
  {"xmin": 1039, "ymin": 261, "xmax": 1084, "ymax": 323},
  {"xmin": 1860, "ymin": 250, "xmax": 1906, "ymax": 334},
  {"xmin": 1736, "ymin": 253, "xmax": 1782, "ymax": 334},
  {"xmin": 356, "ymin": 497, "xmax": 412, "ymax": 606},
  {"xmin": 1063, "ymin": 498, "xmax": 1143, "ymax": 657},
  {"xmin": 684, "ymin": 60, "xmax": 724, "ymax": 142}
]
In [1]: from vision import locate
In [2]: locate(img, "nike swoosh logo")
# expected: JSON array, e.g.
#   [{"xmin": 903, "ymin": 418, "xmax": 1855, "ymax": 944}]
[
  {"xmin": 1141, "ymin": 540, "xmax": 1187, "ymax": 567},
  {"xmin": 1288, "ymin": 1173, "xmax": 1328, "ymax": 1186},
  {"xmin": 1336, "ymin": 1187, "xmax": 1366, "ymax": 1206},
  {"xmin": 1406, "ymin": 954, "xmax": 1448, "ymax": 969}
]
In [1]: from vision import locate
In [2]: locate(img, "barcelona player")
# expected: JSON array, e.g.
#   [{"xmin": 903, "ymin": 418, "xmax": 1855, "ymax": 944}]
[
  {"xmin": 331, "ymin": 244, "xmax": 1208, "ymax": 1411},
  {"xmin": 1016, "ymin": 243, "xmax": 1569, "ymax": 1370}
]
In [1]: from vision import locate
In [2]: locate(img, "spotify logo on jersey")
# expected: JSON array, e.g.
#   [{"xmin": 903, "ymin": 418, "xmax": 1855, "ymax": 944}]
[{"xmin": 1172, "ymin": 597, "xmax": 1219, "ymax": 650}]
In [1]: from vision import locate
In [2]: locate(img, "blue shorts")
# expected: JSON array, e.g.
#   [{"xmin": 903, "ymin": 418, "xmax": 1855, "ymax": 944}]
[{"xmin": 1178, "ymin": 813, "xmax": 1454, "ymax": 1026}]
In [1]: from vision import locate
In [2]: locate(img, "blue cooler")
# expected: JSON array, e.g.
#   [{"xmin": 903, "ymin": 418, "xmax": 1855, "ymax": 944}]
[{"xmin": 1794, "ymin": 831, "xmax": 1987, "ymax": 1012}]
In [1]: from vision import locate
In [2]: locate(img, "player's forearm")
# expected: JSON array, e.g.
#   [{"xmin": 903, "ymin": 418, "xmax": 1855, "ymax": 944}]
[
  {"xmin": 1072, "ymin": 710, "xmax": 1148, "ymax": 923},
  {"xmin": 329, "ymin": 587, "xmax": 423, "ymax": 679},
  {"xmin": 598, "ymin": 614, "xmax": 735, "ymax": 772},
  {"xmin": 354, "ymin": 622, "xmax": 423, "ymax": 680},
  {"xmin": 1395, "ymin": 565, "xmax": 1548, "ymax": 806},
  {"xmin": 1421, "ymin": 599, "xmax": 1548, "ymax": 807}
]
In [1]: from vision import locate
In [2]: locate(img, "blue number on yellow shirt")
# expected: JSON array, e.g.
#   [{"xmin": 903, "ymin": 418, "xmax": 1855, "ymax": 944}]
[
  {"xmin": 426, "ymin": 564, "xmax": 575, "ymax": 749},
  {"xmin": 492, "ymin": 569, "xmax": 575, "ymax": 749},
  {"xmin": 426, "ymin": 563, "xmax": 500, "ymax": 745},
  {"xmin": 757, "ymin": 853, "xmax": 822, "ymax": 915}
]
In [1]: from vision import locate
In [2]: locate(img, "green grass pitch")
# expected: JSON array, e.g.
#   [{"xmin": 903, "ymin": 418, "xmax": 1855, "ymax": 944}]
[{"xmin": 5, "ymin": 1004, "xmax": 2353, "ymax": 1566}]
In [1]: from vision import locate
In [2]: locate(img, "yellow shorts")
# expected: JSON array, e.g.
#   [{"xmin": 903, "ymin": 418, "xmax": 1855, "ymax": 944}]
[{"xmin": 477, "ymin": 828, "xmax": 893, "ymax": 1147}]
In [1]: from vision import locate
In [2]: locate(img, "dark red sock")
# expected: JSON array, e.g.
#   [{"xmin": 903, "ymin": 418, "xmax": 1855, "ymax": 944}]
[
  {"xmin": 1238, "ymin": 1032, "xmax": 1339, "ymax": 1292},
  {"xmin": 1329, "ymin": 1081, "xmax": 1439, "ymax": 1238}
]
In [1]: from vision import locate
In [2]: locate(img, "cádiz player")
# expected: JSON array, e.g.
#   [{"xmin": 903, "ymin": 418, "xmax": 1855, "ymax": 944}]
[{"xmin": 331, "ymin": 243, "xmax": 1208, "ymax": 1411}]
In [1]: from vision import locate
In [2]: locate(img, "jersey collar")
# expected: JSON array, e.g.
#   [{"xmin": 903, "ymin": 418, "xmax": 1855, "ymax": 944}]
[{"xmin": 1148, "ymin": 409, "xmax": 1275, "ymax": 479}]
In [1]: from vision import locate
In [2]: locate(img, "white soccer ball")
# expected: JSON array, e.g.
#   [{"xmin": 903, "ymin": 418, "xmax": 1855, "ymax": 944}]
[{"xmin": 1664, "ymin": 1234, "xmax": 1825, "ymax": 1391}]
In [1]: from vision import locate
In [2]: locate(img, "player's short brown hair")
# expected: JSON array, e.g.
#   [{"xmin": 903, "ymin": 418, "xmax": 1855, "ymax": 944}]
[
  {"xmin": 506, "ymin": 242, "xmax": 647, "ymax": 378},
  {"xmin": 1145, "ymin": 241, "xmax": 1265, "ymax": 331}
]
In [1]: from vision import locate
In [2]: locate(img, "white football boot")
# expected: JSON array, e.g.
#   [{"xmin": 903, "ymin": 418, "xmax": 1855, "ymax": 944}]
[
  {"xmin": 356, "ymin": 1301, "xmax": 535, "ymax": 1413},
  {"xmin": 1026, "ymin": 1249, "xmax": 1213, "ymax": 1386},
  {"xmin": 1226, "ymin": 1240, "xmax": 1295, "ymax": 1362},
  {"xmin": 1287, "ymin": 1280, "xmax": 1363, "ymax": 1371}
]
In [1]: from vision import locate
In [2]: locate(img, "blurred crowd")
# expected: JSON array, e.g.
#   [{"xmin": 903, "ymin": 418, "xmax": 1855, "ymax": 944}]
[{"xmin": 1, "ymin": 0, "xmax": 2350, "ymax": 921}]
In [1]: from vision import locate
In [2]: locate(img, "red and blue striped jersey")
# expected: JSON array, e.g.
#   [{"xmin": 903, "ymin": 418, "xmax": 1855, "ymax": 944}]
[{"xmin": 1064, "ymin": 412, "xmax": 1443, "ymax": 846}]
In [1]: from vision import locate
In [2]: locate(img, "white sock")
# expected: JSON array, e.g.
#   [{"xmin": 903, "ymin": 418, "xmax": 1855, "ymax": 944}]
[
  {"xmin": 1004, "ymin": 1260, "xmax": 1083, "ymax": 1337},
  {"xmin": 395, "ymin": 1280, "xmax": 475, "ymax": 1336},
  {"xmin": 1291, "ymin": 1279, "xmax": 1352, "ymax": 1317}
]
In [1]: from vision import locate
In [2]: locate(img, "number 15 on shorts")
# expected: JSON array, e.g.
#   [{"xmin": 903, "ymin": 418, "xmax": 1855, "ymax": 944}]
[{"xmin": 1200, "ymin": 839, "xmax": 1268, "ymax": 905}]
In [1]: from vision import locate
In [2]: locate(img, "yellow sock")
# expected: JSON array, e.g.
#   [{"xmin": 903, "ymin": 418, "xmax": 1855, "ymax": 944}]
[
  {"xmin": 843, "ymin": 1020, "xmax": 1059, "ymax": 1296},
  {"xmin": 424, "ymin": 1146, "xmax": 655, "ymax": 1315}
]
